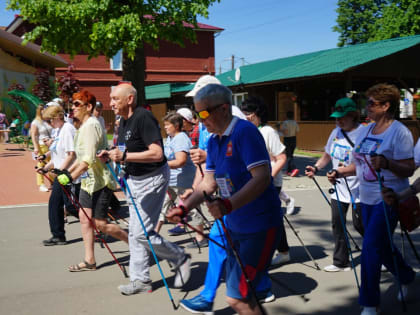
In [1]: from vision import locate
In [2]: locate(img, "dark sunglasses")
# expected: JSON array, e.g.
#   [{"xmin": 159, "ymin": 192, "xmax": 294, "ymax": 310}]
[
  {"xmin": 72, "ymin": 101, "xmax": 86, "ymax": 107},
  {"xmin": 367, "ymin": 99, "xmax": 383, "ymax": 107},
  {"xmin": 196, "ymin": 103, "xmax": 225, "ymax": 120}
]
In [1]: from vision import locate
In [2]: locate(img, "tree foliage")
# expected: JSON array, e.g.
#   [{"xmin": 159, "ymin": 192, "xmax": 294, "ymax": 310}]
[
  {"xmin": 333, "ymin": 0, "xmax": 420, "ymax": 46},
  {"xmin": 56, "ymin": 65, "xmax": 80, "ymax": 107},
  {"xmin": 32, "ymin": 69, "xmax": 53, "ymax": 103},
  {"xmin": 7, "ymin": 0, "xmax": 220, "ymax": 103}
]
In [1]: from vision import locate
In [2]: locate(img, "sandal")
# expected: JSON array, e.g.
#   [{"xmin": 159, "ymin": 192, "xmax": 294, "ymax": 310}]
[{"xmin": 68, "ymin": 260, "xmax": 96, "ymax": 272}]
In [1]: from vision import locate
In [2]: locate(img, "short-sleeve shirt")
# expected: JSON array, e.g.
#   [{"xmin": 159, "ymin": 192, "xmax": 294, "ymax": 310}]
[
  {"xmin": 206, "ymin": 117, "xmax": 282, "ymax": 233},
  {"xmin": 164, "ymin": 132, "xmax": 196, "ymax": 188},
  {"xmin": 325, "ymin": 126, "xmax": 364, "ymax": 203},
  {"xmin": 281, "ymin": 119, "xmax": 299, "ymax": 138},
  {"xmin": 31, "ymin": 119, "xmax": 53, "ymax": 145},
  {"xmin": 414, "ymin": 138, "xmax": 420, "ymax": 167},
  {"xmin": 74, "ymin": 116, "xmax": 116, "ymax": 194},
  {"xmin": 353, "ymin": 120, "xmax": 413, "ymax": 205},
  {"xmin": 118, "ymin": 106, "xmax": 166, "ymax": 176},
  {"xmin": 51, "ymin": 122, "xmax": 76, "ymax": 169},
  {"xmin": 259, "ymin": 125, "xmax": 285, "ymax": 188}
]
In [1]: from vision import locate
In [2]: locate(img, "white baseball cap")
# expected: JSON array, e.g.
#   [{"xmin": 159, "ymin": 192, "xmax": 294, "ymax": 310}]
[
  {"xmin": 177, "ymin": 108, "xmax": 194, "ymax": 123},
  {"xmin": 52, "ymin": 98, "xmax": 64, "ymax": 106},
  {"xmin": 45, "ymin": 101, "xmax": 60, "ymax": 108},
  {"xmin": 186, "ymin": 75, "xmax": 221, "ymax": 97}
]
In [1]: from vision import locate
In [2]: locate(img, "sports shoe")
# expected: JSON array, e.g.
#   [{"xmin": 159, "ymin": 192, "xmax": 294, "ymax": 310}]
[
  {"xmin": 360, "ymin": 306, "xmax": 379, "ymax": 315},
  {"xmin": 257, "ymin": 290, "xmax": 276, "ymax": 303},
  {"xmin": 290, "ymin": 169, "xmax": 299, "ymax": 177},
  {"xmin": 174, "ymin": 254, "xmax": 191, "ymax": 288},
  {"xmin": 168, "ymin": 225, "xmax": 186, "ymax": 236},
  {"xmin": 271, "ymin": 252, "xmax": 291, "ymax": 266},
  {"xmin": 187, "ymin": 239, "xmax": 209, "ymax": 249},
  {"xmin": 180, "ymin": 294, "xmax": 214, "ymax": 315},
  {"xmin": 323, "ymin": 264, "xmax": 350, "ymax": 272},
  {"xmin": 285, "ymin": 197, "xmax": 295, "ymax": 215},
  {"xmin": 39, "ymin": 184, "xmax": 49, "ymax": 192},
  {"xmin": 118, "ymin": 280, "xmax": 152, "ymax": 295},
  {"xmin": 43, "ymin": 237, "xmax": 67, "ymax": 246}
]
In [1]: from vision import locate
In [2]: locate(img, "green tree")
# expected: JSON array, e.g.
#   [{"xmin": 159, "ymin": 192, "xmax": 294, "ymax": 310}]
[
  {"xmin": 7, "ymin": 0, "xmax": 220, "ymax": 103},
  {"xmin": 333, "ymin": 0, "xmax": 386, "ymax": 47},
  {"xmin": 370, "ymin": 0, "xmax": 420, "ymax": 41}
]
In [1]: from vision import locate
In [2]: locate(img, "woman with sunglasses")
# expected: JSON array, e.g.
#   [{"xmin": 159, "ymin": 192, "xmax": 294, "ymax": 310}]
[
  {"xmin": 306, "ymin": 98, "xmax": 364, "ymax": 273},
  {"xmin": 328, "ymin": 84, "xmax": 416, "ymax": 315},
  {"xmin": 58, "ymin": 90, "xmax": 128, "ymax": 272}
]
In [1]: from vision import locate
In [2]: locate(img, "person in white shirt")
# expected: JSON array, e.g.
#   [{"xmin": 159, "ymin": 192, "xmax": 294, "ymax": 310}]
[
  {"xmin": 306, "ymin": 98, "xmax": 364, "ymax": 272},
  {"xmin": 281, "ymin": 111, "xmax": 299, "ymax": 176}
]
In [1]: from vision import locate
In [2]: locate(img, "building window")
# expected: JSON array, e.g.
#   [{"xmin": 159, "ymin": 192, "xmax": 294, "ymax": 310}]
[
  {"xmin": 233, "ymin": 92, "xmax": 248, "ymax": 106},
  {"xmin": 110, "ymin": 49, "xmax": 122, "ymax": 70}
]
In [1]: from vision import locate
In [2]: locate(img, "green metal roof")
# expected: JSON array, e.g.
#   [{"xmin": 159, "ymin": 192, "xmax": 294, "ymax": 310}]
[
  {"xmin": 145, "ymin": 83, "xmax": 190, "ymax": 100},
  {"xmin": 146, "ymin": 35, "xmax": 420, "ymax": 98}
]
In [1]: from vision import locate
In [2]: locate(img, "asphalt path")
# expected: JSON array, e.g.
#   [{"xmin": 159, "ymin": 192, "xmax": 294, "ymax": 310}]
[{"xmin": 1, "ymin": 156, "xmax": 420, "ymax": 314}]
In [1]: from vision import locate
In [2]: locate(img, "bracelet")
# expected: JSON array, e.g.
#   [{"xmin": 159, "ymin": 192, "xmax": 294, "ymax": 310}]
[
  {"xmin": 313, "ymin": 165, "xmax": 319, "ymax": 173},
  {"xmin": 122, "ymin": 149, "xmax": 127, "ymax": 163},
  {"xmin": 221, "ymin": 198, "xmax": 233, "ymax": 214}
]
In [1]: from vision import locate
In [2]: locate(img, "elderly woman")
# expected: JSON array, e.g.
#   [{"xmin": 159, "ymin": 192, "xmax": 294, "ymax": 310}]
[
  {"xmin": 155, "ymin": 112, "xmax": 196, "ymax": 234},
  {"xmin": 167, "ymin": 84, "xmax": 283, "ymax": 315},
  {"xmin": 57, "ymin": 90, "xmax": 128, "ymax": 272},
  {"xmin": 306, "ymin": 98, "xmax": 364, "ymax": 272},
  {"xmin": 329, "ymin": 84, "xmax": 416, "ymax": 315},
  {"xmin": 39, "ymin": 105, "xmax": 78, "ymax": 245},
  {"xmin": 31, "ymin": 105, "xmax": 53, "ymax": 191}
]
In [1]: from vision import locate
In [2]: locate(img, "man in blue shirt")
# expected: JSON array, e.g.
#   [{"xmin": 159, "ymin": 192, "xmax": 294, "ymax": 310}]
[{"xmin": 167, "ymin": 84, "xmax": 283, "ymax": 315}]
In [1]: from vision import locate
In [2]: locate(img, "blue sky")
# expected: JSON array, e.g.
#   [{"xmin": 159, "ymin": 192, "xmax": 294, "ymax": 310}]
[{"xmin": 0, "ymin": 0, "xmax": 340, "ymax": 74}]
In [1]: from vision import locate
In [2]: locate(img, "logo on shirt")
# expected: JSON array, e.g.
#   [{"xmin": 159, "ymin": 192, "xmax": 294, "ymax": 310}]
[
  {"xmin": 226, "ymin": 141, "xmax": 233, "ymax": 157},
  {"xmin": 125, "ymin": 130, "xmax": 132, "ymax": 141}
]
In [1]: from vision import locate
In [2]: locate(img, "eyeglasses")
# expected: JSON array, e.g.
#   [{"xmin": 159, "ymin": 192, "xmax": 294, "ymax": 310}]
[
  {"xmin": 367, "ymin": 99, "xmax": 383, "ymax": 107},
  {"xmin": 72, "ymin": 101, "xmax": 86, "ymax": 107},
  {"xmin": 196, "ymin": 103, "xmax": 225, "ymax": 120}
]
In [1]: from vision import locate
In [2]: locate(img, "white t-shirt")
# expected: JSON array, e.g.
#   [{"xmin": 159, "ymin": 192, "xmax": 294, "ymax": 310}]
[
  {"xmin": 414, "ymin": 138, "xmax": 420, "ymax": 167},
  {"xmin": 259, "ymin": 125, "xmax": 286, "ymax": 187},
  {"xmin": 353, "ymin": 121, "xmax": 413, "ymax": 205},
  {"xmin": 31, "ymin": 119, "xmax": 53, "ymax": 144},
  {"xmin": 281, "ymin": 119, "xmax": 299, "ymax": 137},
  {"xmin": 51, "ymin": 122, "xmax": 76, "ymax": 169},
  {"xmin": 325, "ymin": 125, "xmax": 364, "ymax": 203}
]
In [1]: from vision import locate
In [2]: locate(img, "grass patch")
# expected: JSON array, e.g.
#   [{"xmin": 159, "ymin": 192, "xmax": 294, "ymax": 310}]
[{"xmin": 295, "ymin": 149, "xmax": 323, "ymax": 158}]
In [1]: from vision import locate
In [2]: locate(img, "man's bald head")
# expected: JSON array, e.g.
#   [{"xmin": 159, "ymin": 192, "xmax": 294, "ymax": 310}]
[{"xmin": 114, "ymin": 83, "xmax": 137, "ymax": 106}]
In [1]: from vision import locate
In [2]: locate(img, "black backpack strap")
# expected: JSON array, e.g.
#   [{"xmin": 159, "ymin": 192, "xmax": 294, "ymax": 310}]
[{"xmin": 341, "ymin": 129, "xmax": 354, "ymax": 148}]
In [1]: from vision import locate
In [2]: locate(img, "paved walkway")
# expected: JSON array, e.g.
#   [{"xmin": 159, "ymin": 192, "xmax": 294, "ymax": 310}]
[{"xmin": 1, "ymin": 145, "xmax": 420, "ymax": 314}]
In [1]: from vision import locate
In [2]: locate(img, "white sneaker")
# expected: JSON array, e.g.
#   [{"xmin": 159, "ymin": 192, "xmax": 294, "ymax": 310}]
[
  {"xmin": 174, "ymin": 255, "xmax": 191, "ymax": 288},
  {"xmin": 361, "ymin": 306, "xmax": 379, "ymax": 315},
  {"xmin": 323, "ymin": 264, "xmax": 350, "ymax": 272},
  {"xmin": 286, "ymin": 197, "xmax": 295, "ymax": 215},
  {"xmin": 271, "ymin": 252, "xmax": 291, "ymax": 266},
  {"xmin": 39, "ymin": 184, "xmax": 49, "ymax": 192}
]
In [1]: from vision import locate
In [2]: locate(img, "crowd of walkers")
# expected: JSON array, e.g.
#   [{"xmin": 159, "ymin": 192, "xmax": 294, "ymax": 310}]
[{"xmin": 26, "ymin": 77, "xmax": 420, "ymax": 315}]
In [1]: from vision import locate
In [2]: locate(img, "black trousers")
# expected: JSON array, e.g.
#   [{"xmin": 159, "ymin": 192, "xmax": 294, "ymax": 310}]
[
  {"xmin": 284, "ymin": 136, "xmax": 297, "ymax": 172},
  {"xmin": 330, "ymin": 198, "xmax": 364, "ymax": 267},
  {"xmin": 275, "ymin": 186, "xmax": 289, "ymax": 252},
  {"xmin": 48, "ymin": 179, "xmax": 80, "ymax": 239}
]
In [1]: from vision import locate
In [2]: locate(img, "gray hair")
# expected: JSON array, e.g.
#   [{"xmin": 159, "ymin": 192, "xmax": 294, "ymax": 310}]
[
  {"xmin": 194, "ymin": 84, "xmax": 232, "ymax": 107},
  {"xmin": 126, "ymin": 85, "xmax": 138, "ymax": 106}
]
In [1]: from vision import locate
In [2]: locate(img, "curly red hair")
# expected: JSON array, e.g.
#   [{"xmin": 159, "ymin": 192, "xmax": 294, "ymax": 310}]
[{"xmin": 72, "ymin": 90, "xmax": 96, "ymax": 110}]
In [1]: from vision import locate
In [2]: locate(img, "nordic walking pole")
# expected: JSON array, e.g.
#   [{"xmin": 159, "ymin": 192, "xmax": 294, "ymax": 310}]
[
  {"xmin": 329, "ymin": 171, "xmax": 360, "ymax": 291},
  {"xmin": 375, "ymin": 168, "xmax": 407, "ymax": 312},
  {"xmin": 309, "ymin": 170, "xmax": 361, "ymax": 251},
  {"xmin": 106, "ymin": 163, "xmax": 177, "ymax": 310},
  {"xmin": 203, "ymin": 191, "xmax": 267, "ymax": 315},
  {"xmin": 283, "ymin": 215, "xmax": 320, "ymax": 270},
  {"xmin": 37, "ymin": 168, "xmax": 128, "ymax": 277}
]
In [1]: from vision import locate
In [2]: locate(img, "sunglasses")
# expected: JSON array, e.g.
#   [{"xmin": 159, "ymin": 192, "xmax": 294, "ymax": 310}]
[
  {"xmin": 196, "ymin": 103, "xmax": 225, "ymax": 120},
  {"xmin": 72, "ymin": 101, "xmax": 86, "ymax": 107},
  {"xmin": 367, "ymin": 99, "xmax": 383, "ymax": 107}
]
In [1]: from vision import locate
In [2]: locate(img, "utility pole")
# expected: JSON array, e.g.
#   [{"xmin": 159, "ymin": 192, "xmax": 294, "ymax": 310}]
[{"xmin": 231, "ymin": 55, "xmax": 235, "ymax": 70}]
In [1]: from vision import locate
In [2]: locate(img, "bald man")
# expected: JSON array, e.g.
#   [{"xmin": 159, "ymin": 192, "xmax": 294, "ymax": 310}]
[{"xmin": 103, "ymin": 83, "xmax": 191, "ymax": 295}]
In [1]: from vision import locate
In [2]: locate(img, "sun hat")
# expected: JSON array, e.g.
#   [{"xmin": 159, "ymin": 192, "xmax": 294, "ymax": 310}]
[
  {"xmin": 177, "ymin": 108, "xmax": 194, "ymax": 123},
  {"xmin": 186, "ymin": 75, "xmax": 221, "ymax": 97},
  {"xmin": 330, "ymin": 98, "xmax": 357, "ymax": 118}
]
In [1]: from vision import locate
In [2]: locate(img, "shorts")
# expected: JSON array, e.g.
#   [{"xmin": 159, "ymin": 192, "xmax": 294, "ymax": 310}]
[
  {"xmin": 225, "ymin": 227, "xmax": 281, "ymax": 300},
  {"xmin": 79, "ymin": 186, "xmax": 113, "ymax": 219}
]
